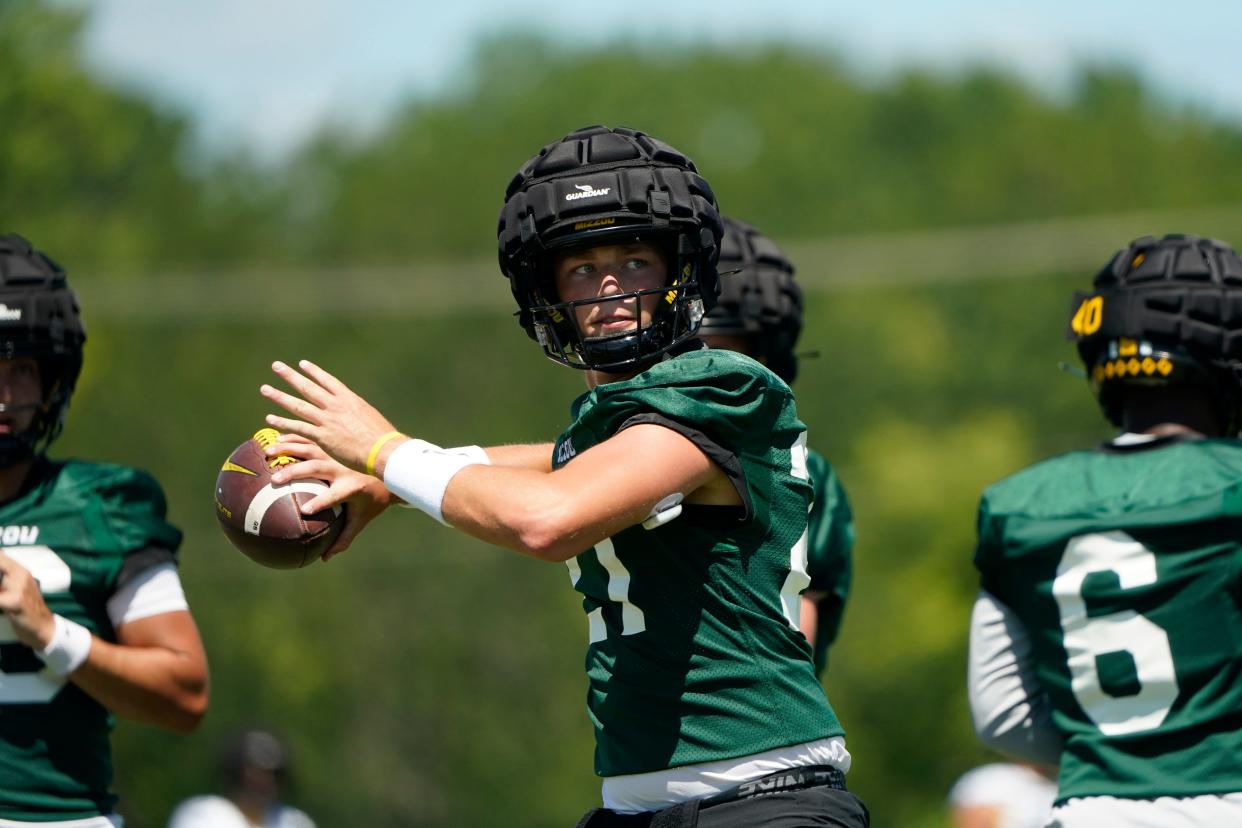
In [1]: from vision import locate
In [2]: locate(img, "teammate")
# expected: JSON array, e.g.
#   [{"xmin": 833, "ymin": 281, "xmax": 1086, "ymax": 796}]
[
  {"xmin": 258, "ymin": 126, "xmax": 869, "ymax": 826},
  {"xmin": 0, "ymin": 234, "xmax": 209, "ymax": 826},
  {"xmin": 697, "ymin": 216, "xmax": 854, "ymax": 675},
  {"xmin": 167, "ymin": 728, "xmax": 316, "ymax": 828},
  {"xmin": 968, "ymin": 233, "xmax": 1242, "ymax": 826}
]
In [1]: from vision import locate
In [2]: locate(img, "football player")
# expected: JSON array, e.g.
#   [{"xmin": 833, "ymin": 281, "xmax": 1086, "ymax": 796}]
[
  {"xmin": 697, "ymin": 216, "xmax": 854, "ymax": 676},
  {"xmin": 968, "ymin": 234, "xmax": 1242, "ymax": 826},
  {"xmin": 0, "ymin": 235, "xmax": 209, "ymax": 826},
  {"xmin": 259, "ymin": 126, "xmax": 869, "ymax": 826}
]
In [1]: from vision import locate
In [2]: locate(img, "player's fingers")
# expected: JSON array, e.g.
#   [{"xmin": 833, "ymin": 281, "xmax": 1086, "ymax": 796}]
[
  {"xmin": 264, "ymin": 413, "xmax": 317, "ymax": 441},
  {"xmin": 266, "ymin": 440, "xmax": 328, "ymax": 463},
  {"xmin": 269, "ymin": 458, "xmax": 333, "ymax": 485},
  {"xmin": 271, "ymin": 360, "xmax": 334, "ymax": 407},
  {"xmin": 298, "ymin": 359, "xmax": 351, "ymax": 398},
  {"xmin": 323, "ymin": 502, "xmax": 381, "ymax": 560},
  {"xmin": 297, "ymin": 475, "xmax": 358, "ymax": 513},
  {"xmin": 0, "ymin": 559, "xmax": 27, "ymax": 598},
  {"xmin": 0, "ymin": 553, "xmax": 23, "ymax": 584},
  {"xmin": 298, "ymin": 491, "xmax": 346, "ymax": 515},
  {"xmin": 260, "ymin": 383, "xmax": 322, "ymax": 424},
  {"xmin": 321, "ymin": 527, "xmax": 356, "ymax": 560},
  {"xmin": 277, "ymin": 433, "xmax": 315, "ymax": 445}
]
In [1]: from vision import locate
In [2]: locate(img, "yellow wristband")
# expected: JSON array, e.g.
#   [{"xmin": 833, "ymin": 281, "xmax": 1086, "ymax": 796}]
[{"xmin": 366, "ymin": 431, "xmax": 405, "ymax": 476}]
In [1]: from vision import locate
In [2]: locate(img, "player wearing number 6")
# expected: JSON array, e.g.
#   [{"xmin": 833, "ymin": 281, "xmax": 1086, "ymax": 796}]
[
  {"xmin": 259, "ymin": 126, "xmax": 868, "ymax": 826},
  {"xmin": 0, "ymin": 236, "xmax": 208, "ymax": 826},
  {"xmin": 969, "ymin": 234, "xmax": 1242, "ymax": 826}
]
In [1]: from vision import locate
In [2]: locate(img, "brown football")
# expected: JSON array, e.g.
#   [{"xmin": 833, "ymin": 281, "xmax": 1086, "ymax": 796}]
[{"xmin": 214, "ymin": 428, "xmax": 345, "ymax": 569}]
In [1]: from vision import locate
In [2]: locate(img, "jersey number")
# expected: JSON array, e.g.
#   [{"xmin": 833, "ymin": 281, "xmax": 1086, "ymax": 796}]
[
  {"xmin": 0, "ymin": 545, "xmax": 72, "ymax": 704},
  {"xmin": 1052, "ymin": 532, "xmax": 1179, "ymax": 735},
  {"xmin": 567, "ymin": 431, "xmax": 812, "ymax": 641},
  {"xmin": 779, "ymin": 431, "xmax": 811, "ymax": 629},
  {"xmin": 566, "ymin": 538, "xmax": 647, "ymax": 644}
]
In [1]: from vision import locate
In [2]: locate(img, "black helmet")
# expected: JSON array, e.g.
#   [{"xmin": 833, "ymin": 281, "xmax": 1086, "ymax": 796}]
[
  {"xmin": 1068, "ymin": 233, "xmax": 1242, "ymax": 433},
  {"xmin": 498, "ymin": 126, "xmax": 723, "ymax": 372},
  {"xmin": 0, "ymin": 235, "xmax": 86, "ymax": 465},
  {"xmin": 699, "ymin": 216, "xmax": 804, "ymax": 384}
]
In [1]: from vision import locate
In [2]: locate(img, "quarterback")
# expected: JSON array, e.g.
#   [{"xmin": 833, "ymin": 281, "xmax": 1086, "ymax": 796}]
[
  {"xmin": 969, "ymin": 234, "xmax": 1242, "ymax": 826},
  {"xmin": 0, "ymin": 235, "xmax": 209, "ymax": 826},
  {"xmin": 697, "ymin": 216, "xmax": 854, "ymax": 676},
  {"xmin": 260, "ymin": 127, "xmax": 869, "ymax": 826}
]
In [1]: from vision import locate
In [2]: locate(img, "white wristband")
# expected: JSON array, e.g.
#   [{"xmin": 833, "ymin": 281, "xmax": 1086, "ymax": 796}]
[
  {"xmin": 383, "ymin": 440, "xmax": 491, "ymax": 525},
  {"xmin": 38, "ymin": 614, "xmax": 93, "ymax": 676}
]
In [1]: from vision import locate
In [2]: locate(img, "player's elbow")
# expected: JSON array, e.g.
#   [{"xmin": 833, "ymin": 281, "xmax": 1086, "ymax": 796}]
[
  {"xmin": 509, "ymin": 500, "xmax": 589, "ymax": 562},
  {"xmin": 970, "ymin": 698, "xmax": 1062, "ymax": 766},
  {"xmin": 165, "ymin": 682, "xmax": 210, "ymax": 734},
  {"xmin": 514, "ymin": 524, "xmax": 583, "ymax": 563},
  {"xmin": 151, "ymin": 662, "xmax": 210, "ymax": 734},
  {"xmin": 969, "ymin": 681, "xmax": 1022, "ymax": 747},
  {"xmin": 970, "ymin": 705, "xmax": 1010, "ymax": 748}
]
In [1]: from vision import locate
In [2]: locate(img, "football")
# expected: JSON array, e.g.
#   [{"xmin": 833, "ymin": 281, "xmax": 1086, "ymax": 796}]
[{"xmin": 214, "ymin": 428, "xmax": 345, "ymax": 568}]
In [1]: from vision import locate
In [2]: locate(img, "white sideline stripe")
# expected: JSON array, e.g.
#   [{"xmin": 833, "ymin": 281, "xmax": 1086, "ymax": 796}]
[{"xmin": 244, "ymin": 482, "xmax": 334, "ymax": 535}]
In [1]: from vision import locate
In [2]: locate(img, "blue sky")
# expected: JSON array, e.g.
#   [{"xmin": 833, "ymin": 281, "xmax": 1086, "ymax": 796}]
[{"xmin": 80, "ymin": 0, "xmax": 1242, "ymax": 162}]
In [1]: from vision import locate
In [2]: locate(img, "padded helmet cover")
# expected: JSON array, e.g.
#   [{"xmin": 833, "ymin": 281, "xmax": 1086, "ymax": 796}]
[
  {"xmin": 497, "ymin": 126, "xmax": 723, "ymax": 371},
  {"xmin": 1068, "ymin": 233, "xmax": 1242, "ymax": 430},
  {"xmin": 700, "ymin": 216, "xmax": 804, "ymax": 383},
  {"xmin": 0, "ymin": 234, "xmax": 86, "ymax": 463}
]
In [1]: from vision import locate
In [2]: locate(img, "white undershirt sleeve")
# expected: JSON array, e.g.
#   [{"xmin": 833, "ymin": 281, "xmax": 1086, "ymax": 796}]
[
  {"xmin": 106, "ymin": 562, "xmax": 189, "ymax": 627},
  {"xmin": 968, "ymin": 589, "xmax": 1062, "ymax": 767}
]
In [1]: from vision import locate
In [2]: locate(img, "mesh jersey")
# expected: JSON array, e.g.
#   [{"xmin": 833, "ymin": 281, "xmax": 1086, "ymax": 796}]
[
  {"xmin": 553, "ymin": 347, "xmax": 843, "ymax": 778},
  {"xmin": 0, "ymin": 458, "xmax": 182, "ymax": 821},
  {"xmin": 805, "ymin": 449, "xmax": 853, "ymax": 676},
  {"xmin": 974, "ymin": 436, "xmax": 1242, "ymax": 802}
]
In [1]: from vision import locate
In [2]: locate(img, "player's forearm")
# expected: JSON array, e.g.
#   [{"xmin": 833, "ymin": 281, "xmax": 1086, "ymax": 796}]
[
  {"xmin": 440, "ymin": 464, "xmax": 633, "ymax": 562},
  {"xmin": 71, "ymin": 638, "xmax": 209, "ymax": 733},
  {"xmin": 381, "ymin": 426, "xmax": 714, "ymax": 560},
  {"xmin": 479, "ymin": 443, "xmax": 555, "ymax": 471},
  {"xmin": 798, "ymin": 593, "xmax": 823, "ymax": 646}
]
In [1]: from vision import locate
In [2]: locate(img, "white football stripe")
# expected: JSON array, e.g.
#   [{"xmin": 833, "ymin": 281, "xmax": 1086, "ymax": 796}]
[{"xmin": 244, "ymin": 481, "xmax": 337, "ymax": 535}]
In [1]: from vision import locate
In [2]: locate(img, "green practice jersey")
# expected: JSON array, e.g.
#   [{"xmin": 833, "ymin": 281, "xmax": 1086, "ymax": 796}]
[
  {"xmin": 805, "ymin": 449, "xmax": 853, "ymax": 676},
  {"xmin": 975, "ymin": 436, "xmax": 1242, "ymax": 802},
  {"xmin": 553, "ymin": 346, "xmax": 843, "ymax": 778},
  {"xmin": 0, "ymin": 458, "xmax": 182, "ymax": 821}
]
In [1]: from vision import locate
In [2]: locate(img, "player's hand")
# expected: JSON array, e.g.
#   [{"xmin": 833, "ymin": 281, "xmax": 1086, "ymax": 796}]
[
  {"xmin": 266, "ymin": 434, "xmax": 396, "ymax": 561},
  {"xmin": 260, "ymin": 360, "xmax": 397, "ymax": 473},
  {"xmin": 0, "ymin": 553, "xmax": 55, "ymax": 650}
]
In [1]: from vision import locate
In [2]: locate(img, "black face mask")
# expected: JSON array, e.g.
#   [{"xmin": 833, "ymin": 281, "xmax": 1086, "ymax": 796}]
[
  {"xmin": 531, "ymin": 280, "xmax": 707, "ymax": 373},
  {"xmin": 0, "ymin": 382, "xmax": 71, "ymax": 469}
]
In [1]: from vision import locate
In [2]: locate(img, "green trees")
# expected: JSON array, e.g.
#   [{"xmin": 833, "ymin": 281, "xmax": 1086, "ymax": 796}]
[
  {"xmin": 9, "ymin": 3, "xmax": 1242, "ymax": 823},
  {"xmin": 0, "ymin": 0, "xmax": 279, "ymax": 270},
  {"xmin": 289, "ymin": 39, "xmax": 1242, "ymax": 262}
]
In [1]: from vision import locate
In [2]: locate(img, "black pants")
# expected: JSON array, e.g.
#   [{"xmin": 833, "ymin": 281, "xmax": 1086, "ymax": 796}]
[{"xmin": 575, "ymin": 777, "xmax": 869, "ymax": 828}]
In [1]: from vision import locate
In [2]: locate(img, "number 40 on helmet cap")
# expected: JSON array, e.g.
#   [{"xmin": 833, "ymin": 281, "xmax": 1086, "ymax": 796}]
[
  {"xmin": 497, "ymin": 125, "xmax": 724, "ymax": 373},
  {"xmin": 1068, "ymin": 233, "xmax": 1242, "ymax": 434}
]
